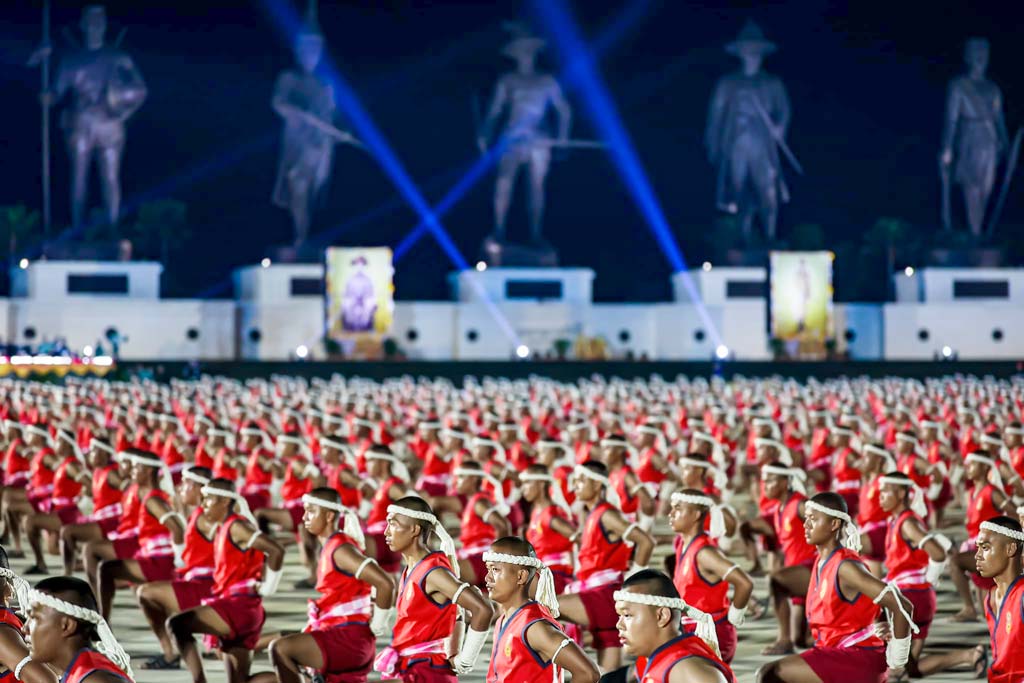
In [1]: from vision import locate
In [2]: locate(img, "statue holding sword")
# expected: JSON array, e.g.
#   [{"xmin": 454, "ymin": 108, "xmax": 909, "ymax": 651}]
[
  {"xmin": 272, "ymin": 1, "xmax": 362, "ymax": 246},
  {"xmin": 706, "ymin": 21, "xmax": 795, "ymax": 242},
  {"xmin": 477, "ymin": 23, "xmax": 574, "ymax": 244}
]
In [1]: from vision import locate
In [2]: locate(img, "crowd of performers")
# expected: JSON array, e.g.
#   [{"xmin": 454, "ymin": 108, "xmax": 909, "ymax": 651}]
[{"xmin": 0, "ymin": 374, "xmax": 1019, "ymax": 683}]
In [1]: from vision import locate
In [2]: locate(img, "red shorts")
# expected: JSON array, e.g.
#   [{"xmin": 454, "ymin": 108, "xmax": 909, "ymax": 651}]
[
  {"xmin": 367, "ymin": 531, "xmax": 402, "ymax": 573},
  {"xmin": 54, "ymin": 505, "xmax": 82, "ymax": 526},
  {"xmin": 285, "ymin": 503, "xmax": 305, "ymax": 530},
  {"xmin": 242, "ymin": 491, "xmax": 270, "ymax": 514},
  {"xmin": 310, "ymin": 623, "xmax": 375, "ymax": 682},
  {"xmin": 172, "ymin": 578, "xmax": 214, "ymax": 611},
  {"xmin": 684, "ymin": 620, "xmax": 737, "ymax": 663},
  {"xmin": 577, "ymin": 580, "xmax": 622, "ymax": 650},
  {"xmin": 206, "ymin": 594, "xmax": 266, "ymax": 650},
  {"xmin": 398, "ymin": 662, "xmax": 457, "ymax": 683},
  {"xmin": 461, "ymin": 553, "xmax": 487, "ymax": 587},
  {"xmin": 902, "ymin": 586, "xmax": 936, "ymax": 640},
  {"xmin": 96, "ymin": 516, "xmax": 120, "ymax": 535},
  {"xmin": 28, "ymin": 492, "xmax": 51, "ymax": 514},
  {"xmin": 860, "ymin": 521, "xmax": 887, "ymax": 562},
  {"xmin": 415, "ymin": 480, "xmax": 448, "ymax": 498},
  {"xmin": 800, "ymin": 645, "xmax": 886, "ymax": 683},
  {"xmin": 551, "ymin": 569, "xmax": 573, "ymax": 595},
  {"xmin": 112, "ymin": 536, "xmax": 140, "ymax": 560},
  {"xmin": 137, "ymin": 554, "xmax": 176, "ymax": 582}
]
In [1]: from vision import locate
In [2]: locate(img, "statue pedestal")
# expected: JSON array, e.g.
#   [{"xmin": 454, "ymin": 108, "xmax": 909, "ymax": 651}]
[
  {"xmin": 42, "ymin": 240, "xmax": 132, "ymax": 262},
  {"xmin": 448, "ymin": 267, "xmax": 594, "ymax": 304},
  {"xmin": 265, "ymin": 244, "xmax": 324, "ymax": 265},
  {"xmin": 11, "ymin": 260, "xmax": 163, "ymax": 300},
  {"xmin": 480, "ymin": 236, "xmax": 558, "ymax": 268},
  {"xmin": 924, "ymin": 246, "xmax": 1005, "ymax": 268}
]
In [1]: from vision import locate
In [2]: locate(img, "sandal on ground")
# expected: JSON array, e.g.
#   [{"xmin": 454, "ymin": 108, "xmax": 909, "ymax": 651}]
[
  {"xmin": 141, "ymin": 655, "xmax": 181, "ymax": 670},
  {"xmin": 760, "ymin": 642, "xmax": 795, "ymax": 656},
  {"xmin": 973, "ymin": 645, "xmax": 988, "ymax": 679},
  {"xmin": 22, "ymin": 565, "xmax": 48, "ymax": 575}
]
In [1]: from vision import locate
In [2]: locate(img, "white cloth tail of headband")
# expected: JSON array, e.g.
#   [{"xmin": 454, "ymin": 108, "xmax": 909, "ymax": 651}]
[
  {"xmin": 612, "ymin": 590, "xmax": 721, "ymax": 658},
  {"xmin": 0, "ymin": 568, "xmax": 31, "ymax": 614},
  {"xmin": 301, "ymin": 494, "xmax": 365, "ymax": 549},
  {"xmin": 805, "ymin": 500, "xmax": 862, "ymax": 553},
  {"xmin": 201, "ymin": 485, "xmax": 258, "ymax": 527},
  {"xmin": 481, "ymin": 551, "xmax": 560, "ymax": 617},
  {"xmin": 387, "ymin": 504, "xmax": 459, "ymax": 578}
]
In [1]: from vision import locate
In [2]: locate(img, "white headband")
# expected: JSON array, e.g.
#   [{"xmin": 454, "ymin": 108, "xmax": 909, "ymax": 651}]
[
  {"xmin": 301, "ymin": 494, "xmax": 365, "ymax": 549},
  {"xmin": 200, "ymin": 485, "xmax": 257, "ymax": 526},
  {"xmin": 966, "ymin": 452, "xmax": 1005, "ymax": 491},
  {"xmin": 804, "ymin": 500, "xmax": 862, "ymax": 552},
  {"xmin": 482, "ymin": 551, "xmax": 559, "ymax": 617},
  {"xmin": 453, "ymin": 467, "xmax": 510, "ymax": 515},
  {"xmin": 90, "ymin": 438, "xmax": 115, "ymax": 454},
  {"xmin": 761, "ymin": 465, "xmax": 808, "ymax": 495},
  {"xmin": 27, "ymin": 588, "xmax": 133, "ymax": 679},
  {"xmin": 980, "ymin": 521, "xmax": 1024, "ymax": 543},
  {"xmin": 670, "ymin": 492, "xmax": 726, "ymax": 539},
  {"xmin": 572, "ymin": 465, "xmax": 621, "ymax": 508},
  {"xmin": 878, "ymin": 476, "xmax": 928, "ymax": 518},
  {"xmin": 518, "ymin": 472, "xmax": 573, "ymax": 517},
  {"xmin": 182, "ymin": 469, "xmax": 211, "ymax": 486},
  {"xmin": 386, "ymin": 504, "xmax": 459, "ymax": 577},
  {"xmin": 612, "ymin": 590, "xmax": 720, "ymax": 657}
]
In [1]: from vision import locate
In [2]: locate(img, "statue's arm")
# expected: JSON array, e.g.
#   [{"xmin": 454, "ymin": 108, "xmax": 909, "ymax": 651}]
[
  {"xmin": 548, "ymin": 77, "xmax": 572, "ymax": 142},
  {"xmin": 940, "ymin": 82, "xmax": 960, "ymax": 156},
  {"xmin": 478, "ymin": 77, "xmax": 509, "ymax": 145},
  {"xmin": 705, "ymin": 81, "xmax": 727, "ymax": 162},
  {"xmin": 117, "ymin": 54, "xmax": 147, "ymax": 117},
  {"xmin": 271, "ymin": 73, "xmax": 293, "ymax": 118},
  {"xmin": 994, "ymin": 86, "xmax": 1010, "ymax": 151},
  {"xmin": 772, "ymin": 80, "xmax": 792, "ymax": 137}
]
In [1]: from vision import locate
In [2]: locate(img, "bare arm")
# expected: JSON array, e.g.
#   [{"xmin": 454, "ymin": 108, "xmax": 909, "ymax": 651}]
[
  {"xmin": 548, "ymin": 514, "xmax": 577, "ymax": 539},
  {"xmin": 624, "ymin": 471, "xmax": 655, "ymax": 516},
  {"xmin": 425, "ymin": 566, "xmax": 494, "ymax": 631},
  {"xmin": 525, "ymin": 620, "xmax": 599, "ymax": 683},
  {"xmin": 147, "ymin": 496, "xmax": 185, "ymax": 544},
  {"xmin": 476, "ymin": 498, "xmax": 510, "ymax": 537},
  {"xmin": 838, "ymin": 560, "xmax": 912, "ymax": 639},
  {"xmin": 0, "ymin": 625, "xmax": 57, "ymax": 683},
  {"xmin": 547, "ymin": 78, "xmax": 572, "ymax": 142},
  {"xmin": 232, "ymin": 519, "xmax": 285, "ymax": 571},
  {"xmin": 941, "ymin": 83, "xmax": 960, "ymax": 155},
  {"xmin": 697, "ymin": 545, "xmax": 752, "ymax": 609},
  {"xmin": 333, "ymin": 542, "xmax": 396, "ymax": 609},
  {"xmin": 601, "ymin": 507, "xmax": 655, "ymax": 567},
  {"xmin": 900, "ymin": 516, "xmax": 945, "ymax": 562},
  {"xmin": 478, "ymin": 78, "xmax": 509, "ymax": 146}
]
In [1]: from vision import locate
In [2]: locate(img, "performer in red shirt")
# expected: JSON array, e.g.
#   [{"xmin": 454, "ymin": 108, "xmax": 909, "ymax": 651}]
[
  {"xmin": 615, "ymin": 569, "xmax": 734, "ymax": 683},
  {"xmin": 23, "ymin": 429, "xmax": 89, "ymax": 573},
  {"xmin": 668, "ymin": 489, "xmax": 753, "ymax": 663},
  {"xmin": 449, "ymin": 462, "xmax": 511, "ymax": 587},
  {"xmin": 600, "ymin": 434, "xmax": 656, "ymax": 527},
  {"xmin": 3, "ymin": 423, "xmax": 57, "ymax": 560},
  {"xmin": 375, "ymin": 496, "xmax": 494, "ymax": 681},
  {"xmin": 975, "ymin": 515, "xmax": 1024, "ymax": 683},
  {"xmin": 482, "ymin": 536, "xmax": 599, "ymax": 683},
  {"xmin": 266, "ymin": 488, "xmax": 396, "ymax": 683},
  {"xmin": 24, "ymin": 576, "xmax": 133, "ymax": 683},
  {"xmin": 136, "ymin": 466, "xmax": 216, "ymax": 670},
  {"xmin": 519, "ymin": 464, "xmax": 577, "ymax": 593},
  {"xmin": 856, "ymin": 443, "xmax": 896, "ymax": 576},
  {"xmin": 0, "ymin": 549, "xmax": 55, "ymax": 683},
  {"xmin": 878, "ymin": 473, "xmax": 987, "ymax": 678},
  {"xmin": 167, "ymin": 478, "xmax": 286, "ymax": 683},
  {"xmin": 557, "ymin": 461, "xmax": 655, "ymax": 671},
  {"xmin": 758, "ymin": 492, "xmax": 915, "ymax": 683},
  {"xmin": 96, "ymin": 451, "xmax": 186, "ymax": 619}
]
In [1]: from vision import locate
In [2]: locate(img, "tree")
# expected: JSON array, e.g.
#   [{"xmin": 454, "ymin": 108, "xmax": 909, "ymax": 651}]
[{"xmin": 0, "ymin": 205, "xmax": 42, "ymax": 260}]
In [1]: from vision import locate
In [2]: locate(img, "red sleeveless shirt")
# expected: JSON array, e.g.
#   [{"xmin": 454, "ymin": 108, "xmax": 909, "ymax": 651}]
[
  {"xmin": 635, "ymin": 633, "xmax": 735, "ymax": 682},
  {"xmin": 28, "ymin": 446, "xmax": 56, "ymax": 494},
  {"xmin": 325, "ymin": 463, "xmax": 361, "ymax": 509},
  {"xmin": 884, "ymin": 510, "xmax": 930, "ymax": 589},
  {"xmin": 673, "ymin": 533, "xmax": 729, "ymax": 621},
  {"xmin": 897, "ymin": 454, "xmax": 930, "ymax": 491},
  {"xmin": 241, "ymin": 448, "xmax": 274, "ymax": 494},
  {"xmin": 137, "ymin": 489, "xmax": 173, "ymax": 557},
  {"xmin": 637, "ymin": 447, "xmax": 667, "ymax": 485},
  {"xmin": 525, "ymin": 504, "xmax": 574, "ymax": 572},
  {"xmin": 211, "ymin": 447, "xmax": 238, "ymax": 481},
  {"xmin": 806, "ymin": 547, "xmax": 884, "ymax": 649},
  {"xmin": 486, "ymin": 601, "xmax": 564, "ymax": 683},
  {"xmin": 212, "ymin": 514, "xmax": 265, "ymax": 597},
  {"xmin": 63, "ymin": 649, "xmax": 131, "ymax": 683},
  {"xmin": 577, "ymin": 501, "xmax": 632, "ymax": 581},
  {"xmin": 111, "ymin": 483, "xmax": 140, "ymax": 539},
  {"xmin": 366, "ymin": 476, "xmax": 402, "ymax": 533},
  {"xmin": 966, "ymin": 483, "xmax": 999, "ymax": 540},
  {"xmin": 92, "ymin": 463, "xmax": 123, "ymax": 518},
  {"xmin": 773, "ymin": 494, "xmax": 816, "ymax": 566},
  {"xmin": 857, "ymin": 475, "xmax": 887, "ymax": 527},
  {"xmin": 985, "ymin": 576, "xmax": 1024, "ymax": 683},
  {"xmin": 460, "ymin": 492, "xmax": 497, "ymax": 554},
  {"xmin": 310, "ymin": 531, "xmax": 373, "ymax": 629},
  {"xmin": 609, "ymin": 467, "xmax": 639, "ymax": 515},
  {"xmin": 392, "ymin": 551, "xmax": 457, "ymax": 670},
  {"xmin": 3, "ymin": 439, "xmax": 29, "ymax": 485},
  {"xmin": 178, "ymin": 507, "xmax": 215, "ymax": 581},
  {"xmin": 280, "ymin": 457, "xmax": 314, "ymax": 502},
  {"xmin": 51, "ymin": 456, "xmax": 83, "ymax": 507}
]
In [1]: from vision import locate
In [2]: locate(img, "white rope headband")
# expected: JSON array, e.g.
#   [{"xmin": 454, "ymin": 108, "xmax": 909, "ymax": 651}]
[
  {"xmin": 670, "ymin": 492, "xmax": 726, "ymax": 539},
  {"xmin": 1006, "ymin": 426, "xmax": 1024, "ymax": 436},
  {"xmin": 831, "ymin": 427, "xmax": 856, "ymax": 437},
  {"xmin": 612, "ymin": 590, "xmax": 720, "ymax": 657},
  {"xmin": 90, "ymin": 438, "xmax": 115, "ymax": 455},
  {"xmin": 878, "ymin": 476, "xmax": 928, "ymax": 518},
  {"xmin": 761, "ymin": 465, "xmax": 808, "ymax": 495},
  {"xmin": 365, "ymin": 451, "xmax": 411, "ymax": 482},
  {"xmin": 453, "ymin": 467, "xmax": 510, "ymax": 515},
  {"xmin": 482, "ymin": 551, "xmax": 559, "ymax": 617},
  {"xmin": 200, "ymin": 485, "xmax": 258, "ymax": 527},
  {"xmin": 980, "ymin": 521, "xmax": 1024, "ymax": 543},
  {"xmin": 804, "ymin": 500, "xmax": 862, "ymax": 552},
  {"xmin": 679, "ymin": 457, "xmax": 728, "ymax": 491},
  {"xmin": 182, "ymin": 469, "xmax": 211, "ymax": 486},
  {"xmin": 386, "ymin": 504, "xmax": 459, "ymax": 577},
  {"xmin": 966, "ymin": 452, "xmax": 1005, "ymax": 491},
  {"xmin": 573, "ymin": 465, "xmax": 621, "ymax": 508},
  {"xmin": 26, "ymin": 588, "xmax": 133, "ymax": 679},
  {"xmin": 0, "ymin": 567, "xmax": 31, "ymax": 613},
  {"xmin": 518, "ymin": 473, "xmax": 573, "ymax": 517},
  {"xmin": 301, "ymin": 494, "xmax": 365, "ymax": 549},
  {"xmin": 472, "ymin": 437, "xmax": 507, "ymax": 464}
]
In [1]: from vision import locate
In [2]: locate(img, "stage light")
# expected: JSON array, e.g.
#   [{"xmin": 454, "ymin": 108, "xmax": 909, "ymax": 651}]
[
  {"xmin": 295, "ymin": 344, "xmax": 309, "ymax": 359},
  {"xmin": 82, "ymin": 345, "xmax": 94, "ymax": 357},
  {"xmin": 941, "ymin": 345, "xmax": 953, "ymax": 359},
  {"xmin": 702, "ymin": 261, "xmax": 712, "ymax": 272},
  {"xmin": 261, "ymin": 258, "xmax": 272, "ymax": 269},
  {"xmin": 715, "ymin": 344, "xmax": 730, "ymax": 360},
  {"xmin": 904, "ymin": 266, "xmax": 914, "ymax": 277},
  {"xmin": 475, "ymin": 261, "xmax": 487, "ymax": 272},
  {"xmin": 516, "ymin": 345, "xmax": 530, "ymax": 359},
  {"xmin": 18, "ymin": 259, "xmax": 29, "ymax": 270}
]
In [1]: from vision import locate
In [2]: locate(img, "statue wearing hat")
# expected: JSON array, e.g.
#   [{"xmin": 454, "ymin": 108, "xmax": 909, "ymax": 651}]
[
  {"xmin": 48, "ymin": 5, "xmax": 147, "ymax": 228},
  {"xmin": 940, "ymin": 38, "xmax": 1011, "ymax": 237},
  {"xmin": 272, "ymin": 0, "xmax": 350, "ymax": 246},
  {"xmin": 705, "ymin": 21, "xmax": 792, "ymax": 242},
  {"xmin": 477, "ymin": 22, "xmax": 572, "ymax": 246}
]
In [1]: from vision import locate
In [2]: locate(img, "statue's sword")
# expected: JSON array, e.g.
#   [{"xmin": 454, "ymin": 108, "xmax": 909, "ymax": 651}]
[
  {"xmin": 750, "ymin": 95, "xmax": 804, "ymax": 176},
  {"xmin": 985, "ymin": 127, "xmax": 1023, "ymax": 236}
]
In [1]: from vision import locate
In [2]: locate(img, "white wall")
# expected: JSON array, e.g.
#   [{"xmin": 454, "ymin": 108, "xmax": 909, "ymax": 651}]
[
  {"xmin": 883, "ymin": 303, "xmax": 1024, "ymax": 360},
  {"xmin": 392, "ymin": 303, "xmax": 457, "ymax": 360},
  {"xmin": 237, "ymin": 301, "xmax": 323, "ymax": 361},
  {"xmin": 834, "ymin": 304, "xmax": 884, "ymax": 360}
]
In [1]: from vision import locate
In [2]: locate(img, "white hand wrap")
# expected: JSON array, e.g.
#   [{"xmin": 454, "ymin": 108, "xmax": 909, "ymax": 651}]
[
  {"xmin": 259, "ymin": 566, "xmax": 283, "ymax": 597},
  {"xmin": 452, "ymin": 626, "xmax": 489, "ymax": 674},
  {"xmin": 886, "ymin": 635, "xmax": 912, "ymax": 669},
  {"xmin": 370, "ymin": 606, "xmax": 396, "ymax": 637},
  {"xmin": 925, "ymin": 559, "xmax": 947, "ymax": 587},
  {"xmin": 926, "ymin": 481, "xmax": 943, "ymax": 501},
  {"xmin": 727, "ymin": 603, "xmax": 746, "ymax": 627},
  {"xmin": 172, "ymin": 542, "xmax": 186, "ymax": 569}
]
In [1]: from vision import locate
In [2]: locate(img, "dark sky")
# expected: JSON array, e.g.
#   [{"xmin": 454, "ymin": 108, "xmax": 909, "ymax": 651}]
[{"xmin": 1, "ymin": 0, "xmax": 1022, "ymax": 301}]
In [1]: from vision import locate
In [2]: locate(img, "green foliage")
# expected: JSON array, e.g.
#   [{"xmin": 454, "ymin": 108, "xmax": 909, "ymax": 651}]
[
  {"xmin": 707, "ymin": 215, "xmax": 745, "ymax": 262},
  {"xmin": 553, "ymin": 338, "xmax": 571, "ymax": 359},
  {"xmin": 789, "ymin": 223, "xmax": 825, "ymax": 251},
  {"xmin": 864, "ymin": 217, "xmax": 913, "ymax": 249},
  {"xmin": 382, "ymin": 337, "xmax": 400, "ymax": 358},
  {"xmin": 123, "ymin": 200, "xmax": 190, "ymax": 260}
]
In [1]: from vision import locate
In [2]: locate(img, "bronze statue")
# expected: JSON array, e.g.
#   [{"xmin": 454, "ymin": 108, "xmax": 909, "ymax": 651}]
[
  {"xmin": 49, "ymin": 5, "xmax": 146, "ymax": 228},
  {"xmin": 477, "ymin": 23, "xmax": 571, "ymax": 244},
  {"xmin": 705, "ymin": 21, "xmax": 793, "ymax": 242},
  {"xmin": 940, "ymin": 38, "xmax": 1010, "ymax": 236},
  {"xmin": 271, "ymin": 2, "xmax": 350, "ymax": 246}
]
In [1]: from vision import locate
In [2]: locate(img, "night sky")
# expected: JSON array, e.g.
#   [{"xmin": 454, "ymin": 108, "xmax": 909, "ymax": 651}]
[{"xmin": 1, "ymin": 0, "xmax": 1022, "ymax": 301}]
